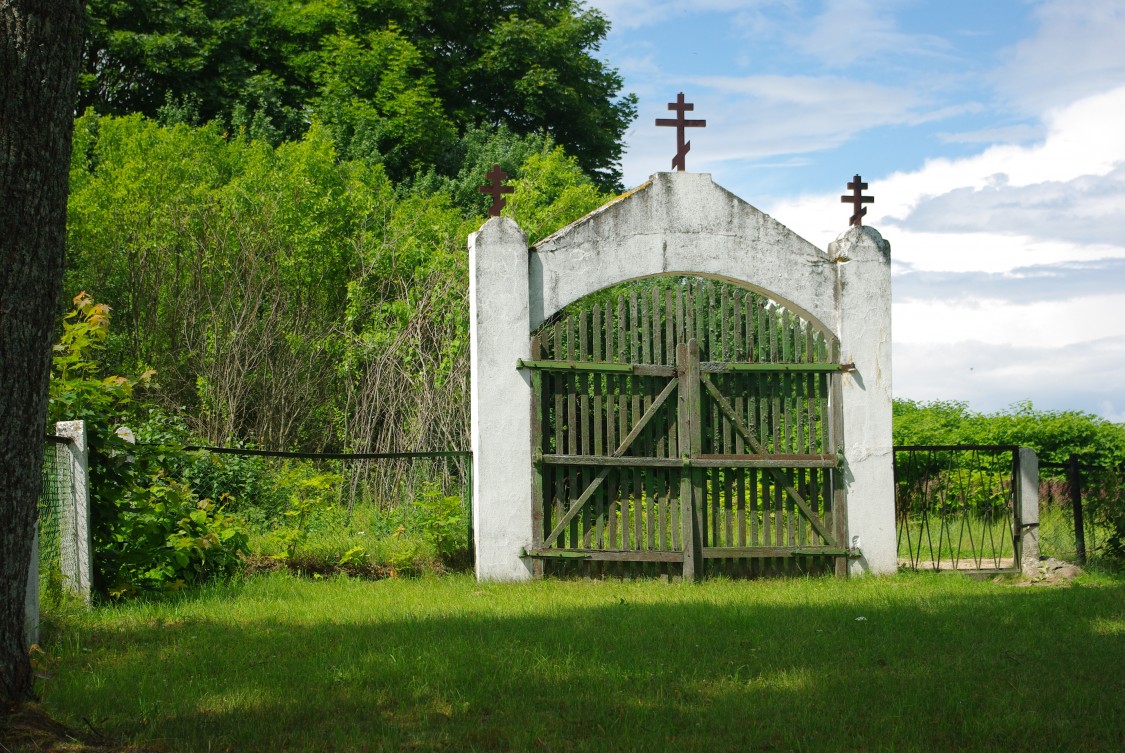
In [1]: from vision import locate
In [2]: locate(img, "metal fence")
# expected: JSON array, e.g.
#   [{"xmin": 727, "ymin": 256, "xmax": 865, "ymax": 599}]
[
  {"xmin": 894, "ymin": 445, "xmax": 1022, "ymax": 573},
  {"xmin": 1038, "ymin": 455, "xmax": 1123, "ymax": 566},
  {"xmin": 166, "ymin": 446, "xmax": 475, "ymax": 566}
]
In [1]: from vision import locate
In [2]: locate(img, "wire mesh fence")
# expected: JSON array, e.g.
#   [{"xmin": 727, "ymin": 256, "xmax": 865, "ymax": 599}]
[
  {"xmin": 38, "ymin": 435, "xmax": 76, "ymax": 604},
  {"xmin": 894, "ymin": 446, "xmax": 1020, "ymax": 573}
]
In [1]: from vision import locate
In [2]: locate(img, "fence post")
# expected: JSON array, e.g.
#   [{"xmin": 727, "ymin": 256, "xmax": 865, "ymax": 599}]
[
  {"xmin": 24, "ymin": 521, "xmax": 39, "ymax": 648},
  {"xmin": 1068, "ymin": 453, "xmax": 1086, "ymax": 565},
  {"xmin": 55, "ymin": 420, "xmax": 92, "ymax": 602},
  {"xmin": 1016, "ymin": 448, "xmax": 1040, "ymax": 577}
]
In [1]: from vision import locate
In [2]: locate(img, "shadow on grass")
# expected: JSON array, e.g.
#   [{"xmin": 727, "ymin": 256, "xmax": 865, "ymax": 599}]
[{"xmin": 37, "ymin": 576, "xmax": 1125, "ymax": 753}]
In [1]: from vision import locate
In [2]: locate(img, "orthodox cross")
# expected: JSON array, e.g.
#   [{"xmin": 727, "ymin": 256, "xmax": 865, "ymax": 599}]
[
  {"xmin": 479, "ymin": 163, "xmax": 513, "ymax": 217},
  {"xmin": 841, "ymin": 174, "xmax": 874, "ymax": 226},
  {"xmin": 655, "ymin": 92, "xmax": 706, "ymax": 171}
]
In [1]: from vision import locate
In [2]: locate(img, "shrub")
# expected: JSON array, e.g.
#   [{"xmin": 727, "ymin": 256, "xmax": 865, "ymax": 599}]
[
  {"xmin": 99, "ymin": 475, "xmax": 248, "ymax": 597},
  {"xmin": 50, "ymin": 293, "xmax": 250, "ymax": 597}
]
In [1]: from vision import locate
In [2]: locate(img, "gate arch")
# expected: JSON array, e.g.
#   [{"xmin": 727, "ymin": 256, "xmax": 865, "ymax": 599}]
[
  {"xmin": 470, "ymin": 172, "xmax": 893, "ymax": 581},
  {"xmin": 524, "ymin": 276, "xmax": 846, "ymax": 578}
]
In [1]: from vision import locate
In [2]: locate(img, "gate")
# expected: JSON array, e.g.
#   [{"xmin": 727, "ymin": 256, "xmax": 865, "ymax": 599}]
[
  {"xmin": 520, "ymin": 278, "xmax": 850, "ymax": 579},
  {"xmin": 894, "ymin": 446, "xmax": 1023, "ymax": 573}
]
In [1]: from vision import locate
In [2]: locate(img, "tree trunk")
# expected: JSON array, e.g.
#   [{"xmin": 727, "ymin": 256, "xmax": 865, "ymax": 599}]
[{"xmin": 0, "ymin": 0, "xmax": 85, "ymax": 705}]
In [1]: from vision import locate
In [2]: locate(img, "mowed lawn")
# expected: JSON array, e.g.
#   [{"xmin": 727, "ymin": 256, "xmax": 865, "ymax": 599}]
[{"xmin": 36, "ymin": 572, "xmax": 1124, "ymax": 753}]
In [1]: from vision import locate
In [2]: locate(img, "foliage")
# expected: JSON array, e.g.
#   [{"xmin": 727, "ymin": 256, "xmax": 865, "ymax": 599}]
[
  {"xmin": 66, "ymin": 112, "xmax": 612, "ymax": 458},
  {"xmin": 504, "ymin": 145, "xmax": 609, "ymax": 244},
  {"xmin": 48, "ymin": 291, "xmax": 153, "ymax": 428},
  {"xmin": 100, "ymin": 475, "xmax": 248, "ymax": 597},
  {"xmin": 49, "ymin": 294, "xmax": 249, "ymax": 597},
  {"xmin": 79, "ymin": 0, "xmax": 636, "ymax": 187},
  {"xmin": 271, "ymin": 470, "xmax": 343, "ymax": 560},
  {"xmin": 894, "ymin": 400, "xmax": 1125, "ymax": 566},
  {"xmin": 893, "ymin": 399, "xmax": 1125, "ymax": 464},
  {"xmin": 411, "ymin": 482, "xmax": 467, "ymax": 563}
]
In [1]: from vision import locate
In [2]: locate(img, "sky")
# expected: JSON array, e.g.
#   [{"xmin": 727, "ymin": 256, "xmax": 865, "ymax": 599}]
[{"xmin": 584, "ymin": 0, "xmax": 1125, "ymax": 422}]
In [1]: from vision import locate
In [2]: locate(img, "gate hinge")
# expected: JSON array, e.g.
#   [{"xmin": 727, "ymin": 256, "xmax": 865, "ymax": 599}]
[{"xmin": 847, "ymin": 547, "xmax": 863, "ymax": 559}]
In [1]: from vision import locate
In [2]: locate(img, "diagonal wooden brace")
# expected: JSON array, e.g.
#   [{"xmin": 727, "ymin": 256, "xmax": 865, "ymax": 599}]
[
  {"xmin": 699, "ymin": 374, "xmax": 836, "ymax": 545},
  {"xmin": 542, "ymin": 377, "xmax": 680, "ymax": 548}
]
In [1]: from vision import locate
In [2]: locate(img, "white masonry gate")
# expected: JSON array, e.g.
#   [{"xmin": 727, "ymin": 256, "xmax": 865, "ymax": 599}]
[{"xmin": 470, "ymin": 171, "xmax": 893, "ymax": 580}]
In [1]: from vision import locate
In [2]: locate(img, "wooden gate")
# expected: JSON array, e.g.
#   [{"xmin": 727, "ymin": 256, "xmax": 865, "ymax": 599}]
[{"xmin": 520, "ymin": 278, "xmax": 850, "ymax": 579}]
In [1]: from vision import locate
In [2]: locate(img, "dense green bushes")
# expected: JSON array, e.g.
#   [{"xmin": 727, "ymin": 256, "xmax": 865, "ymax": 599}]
[
  {"xmin": 895, "ymin": 399, "xmax": 1125, "ymax": 566},
  {"xmin": 893, "ymin": 399, "xmax": 1125, "ymax": 464},
  {"xmin": 66, "ymin": 112, "xmax": 608, "ymax": 456},
  {"xmin": 49, "ymin": 294, "xmax": 250, "ymax": 597}
]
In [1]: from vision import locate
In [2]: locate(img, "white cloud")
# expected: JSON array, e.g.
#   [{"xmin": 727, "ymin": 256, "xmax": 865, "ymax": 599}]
[
  {"xmin": 762, "ymin": 86, "xmax": 1125, "ymax": 417},
  {"xmin": 894, "ymin": 294, "xmax": 1125, "ymax": 349},
  {"xmin": 995, "ymin": 0, "xmax": 1125, "ymax": 113},
  {"xmin": 937, "ymin": 124, "xmax": 1043, "ymax": 145},
  {"xmin": 792, "ymin": 0, "xmax": 952, "ymax": 66},
  {"xmin": 895, "ymin": 258, "xmax": 1125, "ymax": 304},
  {"xmin": 894, "ymin": 164, "xmax": 1125, "ymax": 246},
  {"xmin": 621, "ymin": 74, "xmax": 934, "ymax": 180},
  {"xmin": 894, "ymin": 337, "xmax": 1125, "ymax": 416},
  {"xmin": 769, "ymin": 85, "xmax": 1125, "ymax": 267},
  {"xmin": 587, "ymin": 0, "xmax": 779, "ymax": 30}
]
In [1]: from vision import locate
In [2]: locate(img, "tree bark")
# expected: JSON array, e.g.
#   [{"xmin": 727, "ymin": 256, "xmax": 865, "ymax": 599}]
[{"xmin": 0, "ymin": 0, "xmax": 84, "ymax": 705}]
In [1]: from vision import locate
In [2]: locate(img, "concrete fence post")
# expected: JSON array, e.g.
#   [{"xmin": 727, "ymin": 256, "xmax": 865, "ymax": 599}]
[
  {"xmin": 1017, "ymin": 447, "xmax": 1040, "ymax": 577},
  {"xmin": 55, "ymin": 420, "xmax": 92, "ymax": 602}
]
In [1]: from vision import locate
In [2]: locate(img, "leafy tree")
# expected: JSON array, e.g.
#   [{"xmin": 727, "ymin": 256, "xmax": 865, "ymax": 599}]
[
  {"xmin": 64, "ymin": 110, "xmax": 617, "ymax": 459},
  {"xmin": 0, "ymin": 0, "xmax": 86, "ymax": 705},
  {"xmin": 505, "ymin": 144, "xmax": 608, "ymax": 243},
  {"xmin": 79, "ymin": 0, "xmax": 637, "ymax": 187}
]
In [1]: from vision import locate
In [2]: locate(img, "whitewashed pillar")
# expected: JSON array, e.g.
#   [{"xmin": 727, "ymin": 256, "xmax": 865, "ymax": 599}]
[
  {"xmin": 830, "ymin": 226, "xmax": 895, "ymax": 575},
  {"xmin": 469, "ymin": 217, "xmax": 534, "ymax": 580},
  {"xmin": 55, "ymin": 420, "xmax": 92, "ymax": 601},
  {"xmin": 1017, "ymin": 447, "xmax": 1041, "ymax": 577}
]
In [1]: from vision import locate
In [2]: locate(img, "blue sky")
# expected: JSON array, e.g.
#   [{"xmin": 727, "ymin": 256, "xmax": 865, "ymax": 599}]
[{"xmin": 586, "ymin": 0, "xmax": 1125, "ymax": 421}]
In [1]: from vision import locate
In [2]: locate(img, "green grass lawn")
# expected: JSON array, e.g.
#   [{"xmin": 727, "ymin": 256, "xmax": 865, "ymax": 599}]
[{"xmin": 35, "ymin": 572, "xmax": 1125, "ymax": 753}]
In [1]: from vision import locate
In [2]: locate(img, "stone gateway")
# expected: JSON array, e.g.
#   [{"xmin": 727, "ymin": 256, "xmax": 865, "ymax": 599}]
[{"xmin": 470, "ymin": 171, "xmax": 893, "ymax": 581}]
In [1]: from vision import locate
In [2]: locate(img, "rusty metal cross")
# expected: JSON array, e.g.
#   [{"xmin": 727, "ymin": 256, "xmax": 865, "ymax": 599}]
[
  {"xmin": 655, "ymin": 92, "xmax": 706, "ymax": 171},
  {"xmin": 840, "ymin": 174, "xmax": 874, "ymax": 226},
  {"xmin": 479, "ymin": 163, "xmax": 513, "ymax": 217}
]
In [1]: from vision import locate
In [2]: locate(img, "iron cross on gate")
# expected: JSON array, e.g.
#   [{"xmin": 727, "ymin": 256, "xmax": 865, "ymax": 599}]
[
  {"xmin": 656, "ymin": 93, "xmax": 706, "ymax": 171},
  {"xmin": 841, "ymin": 174, "xmax": 874, "ymax": 226},
  {"xmin": 479, "ymin": 163, "xmax": 513, "ymax": 217}
]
